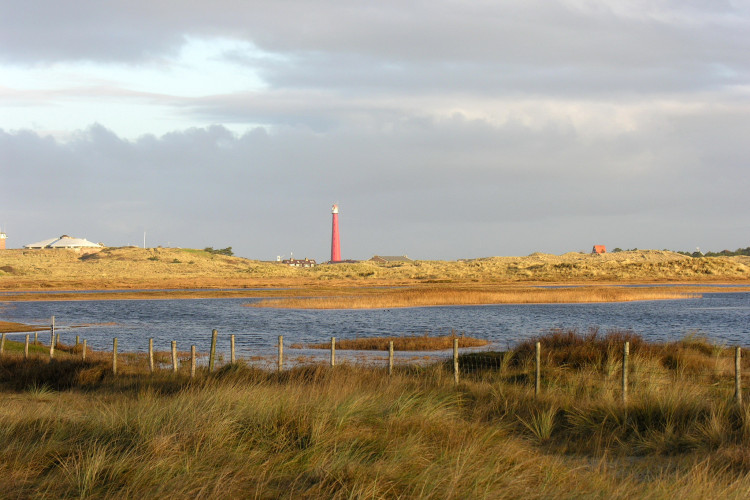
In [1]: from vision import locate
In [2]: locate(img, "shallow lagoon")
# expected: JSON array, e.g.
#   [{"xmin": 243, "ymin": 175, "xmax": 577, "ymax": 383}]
[{"xmin": 1, "ymin": 292, "xmax": 749, "ymax": 361}]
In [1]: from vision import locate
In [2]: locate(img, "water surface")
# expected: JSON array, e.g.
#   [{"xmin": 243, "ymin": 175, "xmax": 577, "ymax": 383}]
[{"xmin": 2, "ymin": 292, "xmax": 749, "ymax": 359}]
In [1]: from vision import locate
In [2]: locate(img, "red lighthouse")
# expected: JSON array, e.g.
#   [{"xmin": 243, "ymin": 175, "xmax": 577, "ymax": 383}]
[{"xmin": 331, "ymin": 204, "xmax": 341, "ymax": 262}]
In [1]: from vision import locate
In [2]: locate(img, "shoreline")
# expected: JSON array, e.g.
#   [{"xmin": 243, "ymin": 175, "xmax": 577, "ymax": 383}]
[
  {"xmin": 1, "ymin": 283, "xmax": 749, "ymax": 308},
  {"xmin": 0, "ymin": 321, "xmax": 52, "ymax": 333}
]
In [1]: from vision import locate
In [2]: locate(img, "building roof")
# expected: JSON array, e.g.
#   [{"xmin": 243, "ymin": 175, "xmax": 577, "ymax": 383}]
[
  {"xmin": 24, "ymin": 235, "xmax": 104, "ymax": 249},
  {"xmin": 281, "ymin": 258, "xmax": 317, "ymax": 267}
]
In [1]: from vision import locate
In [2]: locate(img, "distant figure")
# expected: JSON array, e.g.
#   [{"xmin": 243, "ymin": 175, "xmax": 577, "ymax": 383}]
[{"xmin": 592, "ymin": 245, "xmax": 606, "ymax": 254}]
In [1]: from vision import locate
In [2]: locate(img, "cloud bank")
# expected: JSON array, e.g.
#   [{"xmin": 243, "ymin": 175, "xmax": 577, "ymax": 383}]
[{"xmin": 1, "ymin": 1, "xmax": 748, "ymax": 259}]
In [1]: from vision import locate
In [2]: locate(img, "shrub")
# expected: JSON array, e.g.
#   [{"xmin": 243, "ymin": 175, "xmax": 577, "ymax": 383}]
[
  {"xmin": 203, "ymin": 246, "xmax": 234, "ymax": 256},
  {"xmin": 513, "ymin": 328, "xmax": 645, "ymax": 370}
]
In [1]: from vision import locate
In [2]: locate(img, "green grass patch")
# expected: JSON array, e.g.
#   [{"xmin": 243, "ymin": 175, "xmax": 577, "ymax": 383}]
[{"xmin": 1, "ymin": 339, "xmax": 51, "ymax": 355}]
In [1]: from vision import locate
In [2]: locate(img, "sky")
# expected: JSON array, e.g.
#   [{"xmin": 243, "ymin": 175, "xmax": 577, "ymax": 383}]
[{"xmin": 1, "ymin": 1, "xmax": 749, "ymax": 261}]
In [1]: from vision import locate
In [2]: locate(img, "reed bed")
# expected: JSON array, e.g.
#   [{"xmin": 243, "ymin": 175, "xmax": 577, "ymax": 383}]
[
  {"xmin": 295, "ymin": 333, "xmax": 488, "ymax": 351},
  {"xmin": 0, "ymin": 321, "xmax": 50, "ymax": 333},
  {"xmin": 250, "ymin": 286, "xmax": 701, "ymax": 309},
  {"xmin": 2, "ymin": 331, "xmax": 750, "ymax": 497}
]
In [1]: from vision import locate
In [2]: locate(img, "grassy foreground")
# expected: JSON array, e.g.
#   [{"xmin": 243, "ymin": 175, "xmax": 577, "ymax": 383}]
[{"xmin": 2, "ymin": 332, "xmax": 750, "ymax": 497}]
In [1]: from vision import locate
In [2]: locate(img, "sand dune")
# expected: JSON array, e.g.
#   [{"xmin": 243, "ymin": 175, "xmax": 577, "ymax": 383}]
[{"xmin": 0, "ymin": 247, "xmax": 748, "ymax": 292}]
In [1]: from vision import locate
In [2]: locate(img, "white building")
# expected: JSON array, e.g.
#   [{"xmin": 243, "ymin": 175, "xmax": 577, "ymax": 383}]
[{"xmin": 24, "ymin": 235, "xmax": 104, "ymax": 249}]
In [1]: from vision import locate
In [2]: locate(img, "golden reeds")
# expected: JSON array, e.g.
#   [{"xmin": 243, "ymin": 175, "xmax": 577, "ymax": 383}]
[
  {"xmin": 250, "ymin": 286, "xmax": 701, "ymax": 309},
  {"xmin": 295, "ymin": 334, "xmax": 488, "ymax": 351},
  {"xmin": 0, "ymin": 321, "xmax": 49, "ymax": 333}
]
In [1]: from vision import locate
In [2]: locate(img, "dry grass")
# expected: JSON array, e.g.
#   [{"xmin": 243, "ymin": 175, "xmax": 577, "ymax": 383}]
[
  {"xmin": 250, "ymin": 285, "xmax": 701, "ymax": 309},
  {"xmin": 0, "ymin": 321, "xmax": 50, "ymax": 333},
  {"xmin": 1, "ymin": 248, "xmax": 750, "ymax": 294},
  {"xmin": 295, "ymin": 333, "xmax": 488, "ymax": 351},
  {"xmin": 2, "ymin": 333, "xmax": 750, "ymax": 497}
]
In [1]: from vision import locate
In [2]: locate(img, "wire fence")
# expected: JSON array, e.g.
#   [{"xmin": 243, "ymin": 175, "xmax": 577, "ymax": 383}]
[{"xmin": 1, "ymin": 325, "xmax": 748, "ymax": 403}]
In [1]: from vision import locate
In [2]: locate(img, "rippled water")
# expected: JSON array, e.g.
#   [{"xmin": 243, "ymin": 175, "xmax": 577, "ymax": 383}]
[{"xmin": 1, "ymin": 292, "xmax": 749, "ymax": 358}]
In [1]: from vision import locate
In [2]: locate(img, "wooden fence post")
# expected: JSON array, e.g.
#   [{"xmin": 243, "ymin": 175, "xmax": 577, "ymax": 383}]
[
  {"xmin": 230, "ymin": 334, "xmax": 236, "ymax": 364},
  {"xmin": 50, "ymin": 316, "xmax": 56, "ymax": 351},
  {"xmin": 75, "ymin": 335, "xmax": 80, "ymax": 347},
  {"xmin": 34, "ymin": 332, "xmax": 38, "ymax": 345},
  {"xmin": 171, "ymin": 341, "xmax": 178, "ymax": 373},
  {"xmin": 190, "ymin": 345, "xmax": 196, "ymax": 378},
  {"xmin": 622, "ymin": 341, "xmax": 629, "ymax": 404},
  {"xmin": 24, "ymin": 334, "xmax": 29, "ymax": 359},
  {"xmin": 389, "ymin": 341, "xmax": 394, "ymax": 376},
  {"xmin": 453, "ymin": 338, "xmax": 459, "ymax": 385},
  {"xmin": 535, "ymin": 342, "xmax": 541, "ymax": 397},
  {"xmin": 209, "ymin": 329, "xmax": 217, "ymax": 372},
  {"xmin": 736, "ymin": 347, "xmax": 742, "ymax": 405},
  {"xmin": 0, "ymin": 333, "xmax": 5, "ymax": 356},
  {"xmin": 56, "ymin": 333, "xmax": 60, "ymax": 347},
  {"xmin": 278, "ymin": 335, "xmax": 283, "ymax": 371},
  {"xmin": 82, "ymin": 339, "xmax": 87, "ymax": 361},
  {"xmin": 148, "ymin": 338, "xmax": 154, "ymax": 373},
  {"xmin": 331, "ymin": 337, "xmax": 336, "ymax": 367},
  {"xmin": 112, "ymin": 338, "xmax": 118, "ymax": 375}
]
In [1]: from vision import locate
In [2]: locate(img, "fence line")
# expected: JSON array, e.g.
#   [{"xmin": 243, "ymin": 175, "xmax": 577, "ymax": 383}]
[
  {"xmin": 1, "ymin": 328, "xmax": 748, "ymax": 403},
  {"xmin": 190, "ymin": 345, "xmax": 196, "ymax": 378},
  {"xmin": 622, "ymin": 341, "xmax": 629, "ymax": 404},
  {"xmin": 534, "ymin": 341, "xmax": 540, "ymax": 396},
  {"xmin": 331, "ymin": 337, "xmax": 336, "ymax": 367},
  {"xmin": 736, "ymin": 346, "xmax": 742, "ymax": 404},
  {"xmin": 453, "ymin": 338, "xmax": 459, "ymax": 385},
  {"xmin": 209, "ymin": 329, "xmax": 217, "ymax": 372},
  {"xmin": 388, "ymin": 341, "xmax": 394, "ymax": 376},
  {"xmin": 171, "ymin": 341, "xmax": 178, "ymax": 373},
  {"xmin": 112, "ymin": 337, "xmax": 118, "ymax": 375}
]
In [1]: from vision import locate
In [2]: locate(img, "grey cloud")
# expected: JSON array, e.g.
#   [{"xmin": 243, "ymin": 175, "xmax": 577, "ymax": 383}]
[
  {"xmin": 0, "ymin": 1, "xmax": 185, "ymax": 63},
  {"xmin": 2, "ymin": 1, "xmax": 748, "ymax": 98},
  {"xmin": 2, "ymin": 0, "xmax": 749, "ymax": 258},
  {"xmin": 2, "ymin": 102, "xmax": 749, "ymax": 259}
]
